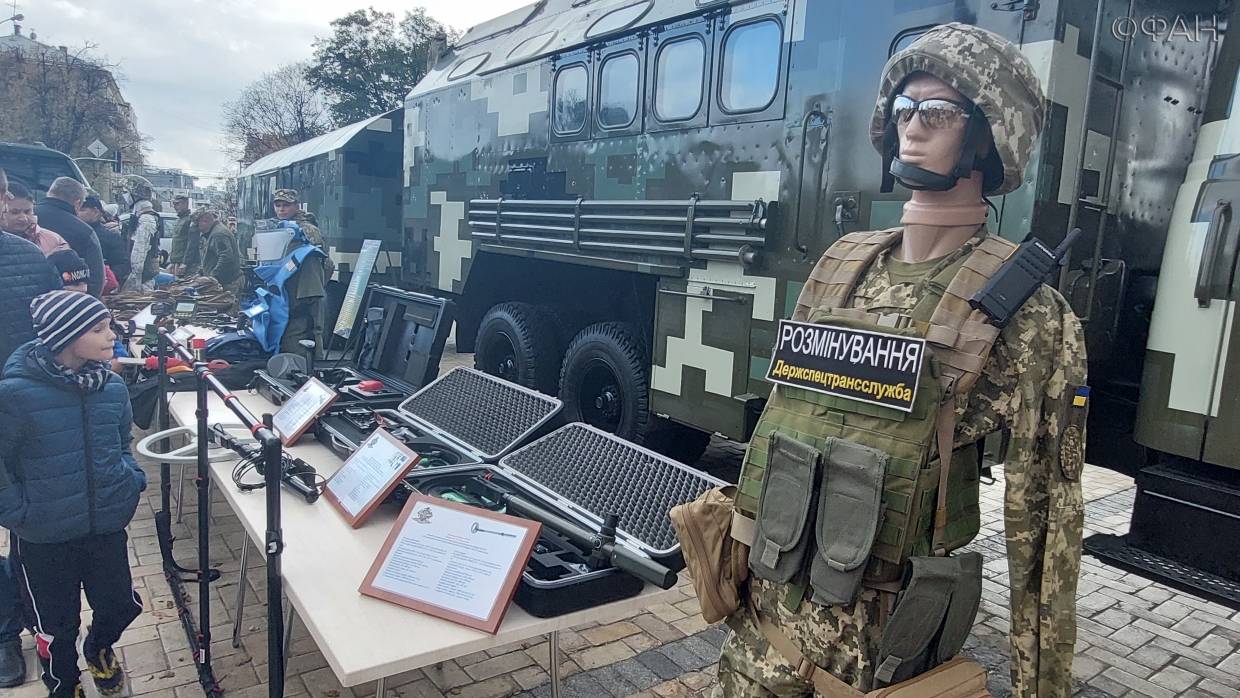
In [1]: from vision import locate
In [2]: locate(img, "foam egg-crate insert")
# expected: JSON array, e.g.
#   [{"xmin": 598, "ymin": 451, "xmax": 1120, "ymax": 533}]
[
  {"xmin": 501, "ymin": 423, "xmax": 718, "ymax": 553},
  {"xmin": 399, "ymin": 367, "xmax": 559, "ymax": 458}
]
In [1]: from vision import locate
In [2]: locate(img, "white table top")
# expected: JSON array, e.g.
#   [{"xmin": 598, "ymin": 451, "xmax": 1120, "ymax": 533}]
[{"xmin": 167, "ymin": 391, "xmax": 680, "ymax": 686}]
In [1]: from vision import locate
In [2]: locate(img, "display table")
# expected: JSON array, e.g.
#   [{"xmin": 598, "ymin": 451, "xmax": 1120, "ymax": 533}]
[{"xmin": 166, "ymin": 391, "xmax": 682, "ymax": 694}]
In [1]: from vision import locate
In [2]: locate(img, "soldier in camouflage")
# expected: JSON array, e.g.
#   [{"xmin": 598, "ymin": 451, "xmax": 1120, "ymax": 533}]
[
  {"xmin": 168, "ymin": 194, "xmax": 200, "ymax": 277},
  {"xmin": 272, "ymin": 188, "xmax": 335, "ymax": 356},
  {"xmin": 715, "ymin": 23, "xmax": 1086, "ymax": 698}
]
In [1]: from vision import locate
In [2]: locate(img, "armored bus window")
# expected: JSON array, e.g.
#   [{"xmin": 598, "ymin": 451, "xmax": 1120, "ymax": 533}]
[
  {"xmin": 509, "ymin": 32, "xmax": 557, "ymax": 62},
  {"xmin": 654, "ymin": 36, "xmax": 706, "ymax": 122},
  {"xmin": 587, "ymin": 2, "xmax": 652, "ymax": 39},
  {"xmin": 719, "ymin": 18, "xmax": 781, "ymax": 113},
  {"xmin": 448, "ymin": 53, "xmax": 489, "ymax": 81},
  {"xmin": 890, "ymin": 26, "xmax": 932, "ymax": 56},
  {"xmin": 599, "ymin": 52, "xmax": 640, "ymax": 129},
  {"xmin": 554, "ymin": 63, "xmax": 589, "ymax": 135}
]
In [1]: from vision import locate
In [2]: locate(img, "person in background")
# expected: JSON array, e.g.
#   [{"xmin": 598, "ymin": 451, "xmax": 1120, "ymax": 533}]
[
  {"xmin": 272, "ymin": 189, "xmax": 333, "ymax": 355},
  {"xmin": 0, "ymin": 291, "xmax": 145, "ymax": 698},
  {"xmin": 120, "ymin": 180, "xmax": 162, "ymax": 293},
  {"xmin": 167, "ymin": 194, "xmax": 199, "ymax": 277},
  {"xmin": 48, "ymin": 250, "xmax": 90, "ymax": 293},
  {"xmin": 35, "ymin": 178, "xmax": 104, "ymax": 297},
  {"xmin": 2, "ymin": 182, "xmax": 69, "ymax": 256},
  {"xmin": 0, "ymin": 168, "xmax": 62, "ymax": 689},
  {"xmin": 79, "ymin": 196, "xmax": 128, "ymax": 292},
  {"xmin": 197, "ymin": 209, "xmax": 241, "ymax": 291}
]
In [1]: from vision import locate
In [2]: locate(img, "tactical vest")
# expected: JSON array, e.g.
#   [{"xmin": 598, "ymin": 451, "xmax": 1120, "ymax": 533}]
[{"xmin": 736, "ymin": 228, "xmax": 1017, "ymax": 590}]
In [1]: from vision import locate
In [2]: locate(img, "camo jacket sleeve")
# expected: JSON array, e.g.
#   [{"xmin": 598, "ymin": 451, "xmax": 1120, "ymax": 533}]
[{"xmin": 956, "ymin": 284, "xmax": 1087, "ymax": 698}]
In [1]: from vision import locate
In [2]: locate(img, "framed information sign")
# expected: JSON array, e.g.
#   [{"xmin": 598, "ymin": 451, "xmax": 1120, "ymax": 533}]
[
  {"xmin": 272, "ymin": 377, "xmax": 338, "ymax": 446},
  {"xmin": 360, "ymin": 494, "xmax": 539, "ymax": 634},
  {"xmin": 324, "ymin": 428, "xmax": 419, "ymax": 528}
]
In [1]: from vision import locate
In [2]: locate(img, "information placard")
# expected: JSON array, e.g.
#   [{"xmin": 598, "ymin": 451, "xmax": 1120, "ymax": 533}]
[
  {"xmin": 767, "ymin": 319, "xmax": 926, "ymax": 412},
  {"xmin": 272, "ymin": 377, "xmax": 338, "ymax": 446},
  {"xmin": 360, "ymin": 494, "xmax": 539, "ymax": 634},
  {"xmin": 324, "ymin": 428, "xmax": 420, "ymax": 527}
]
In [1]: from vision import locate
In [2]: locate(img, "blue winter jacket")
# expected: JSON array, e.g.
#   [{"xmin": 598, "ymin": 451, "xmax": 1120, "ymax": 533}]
[{"xmin": 0, "ymin": 340, "xmax": 146, "ymax": 543}]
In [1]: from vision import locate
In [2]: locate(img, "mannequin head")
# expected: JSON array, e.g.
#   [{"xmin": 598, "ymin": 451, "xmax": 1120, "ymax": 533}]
[{"xmin": 894, "ymin": 74, "xmax": 976, "ymax": 181}]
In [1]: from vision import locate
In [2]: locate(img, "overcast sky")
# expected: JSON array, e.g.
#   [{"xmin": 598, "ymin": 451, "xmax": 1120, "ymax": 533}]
[{"xmin": 17, "ymin": 0, "xmax": 529, "ymax": 180}]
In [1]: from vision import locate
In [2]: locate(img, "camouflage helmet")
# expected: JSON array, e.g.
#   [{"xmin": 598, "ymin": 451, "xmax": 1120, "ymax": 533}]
[{"xmin": 869, "ymin": 22, "xmax": 1045, "ymax": 195}]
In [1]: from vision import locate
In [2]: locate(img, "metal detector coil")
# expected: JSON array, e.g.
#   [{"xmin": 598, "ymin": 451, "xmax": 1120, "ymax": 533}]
[{"xmin": 137, "ymin": 425, "xmax": 254, "ymax": 463}]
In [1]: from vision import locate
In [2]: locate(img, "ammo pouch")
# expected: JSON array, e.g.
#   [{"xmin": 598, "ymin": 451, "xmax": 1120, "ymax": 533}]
[
  {"xmin": 749, "ymin": 433, "xmax": 820, "ymax": 583},
  {"xmin": 874, "ymin": 552, "xmax": 983, "ymax": 687},
  {"xmin": 747, "ymin": 434, "xmax": 887, "ymax": 606},
  {"xmin": 809, "ymin": 439, "xmax": 887, "ymax": 605}
]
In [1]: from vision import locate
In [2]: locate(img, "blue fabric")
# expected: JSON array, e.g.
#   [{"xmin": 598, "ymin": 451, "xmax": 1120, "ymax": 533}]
[
  {"xmin": 0, "ymin": 341, "xmax": 146, "ymax": 544},
  {"xmin": 250, "ymin": 245, "xmax": 326, "ymax": 353},
  {"xmin": 0, "ymin": 233, "xmax": 61, "ymax": 371},
  {"xmin": 0, "ymin": 555, "xmax": 19, "ymax": 642},
  {"xmin": 153, "ymin": 272, "xmax": 175, "ymax": 288}
]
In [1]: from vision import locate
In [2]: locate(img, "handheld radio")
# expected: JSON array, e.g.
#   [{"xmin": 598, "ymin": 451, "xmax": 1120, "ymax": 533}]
[{"xmin": 969, "ymin": 227, "xmax": 1082, "ymax": 328}]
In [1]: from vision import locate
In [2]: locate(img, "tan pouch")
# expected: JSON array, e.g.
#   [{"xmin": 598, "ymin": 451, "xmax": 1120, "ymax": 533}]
[
  {"xmin": 866, "ymin": 658, "xmax": 989, "ymax": 698},
  {"xmin": 752, "ymin": 603, "xmax": 990, "ymax": 698},
  {"xmin": 669, "ymin": 486, "xmax": 750, "ymax": 623}
]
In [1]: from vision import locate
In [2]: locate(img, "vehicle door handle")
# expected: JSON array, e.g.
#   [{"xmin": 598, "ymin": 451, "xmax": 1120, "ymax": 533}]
[{"xmin": 1196, "ymin": 200, "xmax": 1232, "ymax": 308}]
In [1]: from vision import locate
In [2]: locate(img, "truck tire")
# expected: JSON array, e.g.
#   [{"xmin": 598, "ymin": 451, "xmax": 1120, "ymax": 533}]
[
  {"xmin": 559, "ymin": 322, "xmax": 653, "ymax": 443},
  {"xmin": 474, "ymin": 302, "xmax": 562, "ymax": 395}
]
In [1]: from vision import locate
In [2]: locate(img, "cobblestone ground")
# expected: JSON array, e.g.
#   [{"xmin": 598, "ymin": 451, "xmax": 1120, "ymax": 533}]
[{"xmin": 5, "ymin": 346, "xmax": 1240, "ymax": 697}]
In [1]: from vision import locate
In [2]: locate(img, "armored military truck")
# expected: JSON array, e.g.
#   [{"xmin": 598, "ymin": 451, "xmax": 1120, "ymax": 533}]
[
  {"xmin": 236, "ymin": 109, "xmax": 405, "ymax": 334},
  {"xmin": 400, "ymin": 0, "xmax": 1211, "ymax": 464}
]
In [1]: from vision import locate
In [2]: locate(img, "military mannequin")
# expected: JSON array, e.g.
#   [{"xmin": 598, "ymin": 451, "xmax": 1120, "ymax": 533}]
[
  {"xmin": 272, "ymin": 189, "xmax": 334, "ymax": 356},
  {"xmin": 714, "ymin": 24, "xmax": 1086, "ymax": 698},
  {"xmin": 168, "ymin": 194, "xmax": 200, "ymax": 276}
]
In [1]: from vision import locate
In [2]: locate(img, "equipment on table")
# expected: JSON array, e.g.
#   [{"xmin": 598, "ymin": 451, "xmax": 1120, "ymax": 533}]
[
  {"xmin": 253, "ymin": 285, "xmax": 453, "ymax": 411},
  {"xmin": 403, "ymin": 422, "xmax": 723, "ymax": 616}
]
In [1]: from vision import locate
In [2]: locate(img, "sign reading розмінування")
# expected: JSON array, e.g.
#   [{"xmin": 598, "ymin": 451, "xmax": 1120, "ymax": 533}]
[{"xmin": 766, "ymin": 319, "xmax": 926, "ymax": 412}]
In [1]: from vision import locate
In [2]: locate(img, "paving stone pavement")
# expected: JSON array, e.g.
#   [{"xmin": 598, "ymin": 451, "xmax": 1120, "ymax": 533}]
[{"xmin": 4, "ymin": 345, "xmax": 1240, "ymax": 697}]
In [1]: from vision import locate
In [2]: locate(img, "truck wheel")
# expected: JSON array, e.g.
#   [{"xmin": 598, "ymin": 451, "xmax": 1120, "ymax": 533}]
[
  {"xmin": 559, "ymin": 322, "xmax": 653, "ymax": 442},
  {"xmin": 644, "ymin": 420, "xmax": 713, "ymax": 465},
  {"xmin": 474, "ymin": 302, "xmax": 562, "ymax": 395}
]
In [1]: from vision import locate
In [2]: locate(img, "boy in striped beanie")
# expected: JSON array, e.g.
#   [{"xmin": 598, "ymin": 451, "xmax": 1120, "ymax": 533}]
[{"xmin": 0, "ymin": 290, "xmax": 145, "ymax": 698}]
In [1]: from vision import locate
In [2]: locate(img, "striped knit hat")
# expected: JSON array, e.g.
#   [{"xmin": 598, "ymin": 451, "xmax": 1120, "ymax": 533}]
[{"xmin": 30, "ymin": 291, "xmax": 112, "ymax": 355}]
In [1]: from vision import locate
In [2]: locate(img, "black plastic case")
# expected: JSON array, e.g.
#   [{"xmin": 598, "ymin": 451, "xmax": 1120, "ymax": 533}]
[
  {"xmin": 252, "ymin": 285, "xmax": 453, "ymax": 409},
  {"xmin": 315, "ymin": 366, "xmax": 563, "ymax": 484},
  {"xmin": 404, "ymin": 423, "xmax": 724, "ymax": 617}
]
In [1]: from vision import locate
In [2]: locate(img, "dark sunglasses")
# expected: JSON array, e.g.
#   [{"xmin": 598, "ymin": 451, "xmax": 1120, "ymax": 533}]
[{"xmin": 890, "ymin": 95, "xmax": 973, "ymax": 130}]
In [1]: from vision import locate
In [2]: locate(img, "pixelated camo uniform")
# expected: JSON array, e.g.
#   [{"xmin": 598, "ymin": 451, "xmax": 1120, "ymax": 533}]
[{"xmin": 715, "ymin": 239, "xmax": 1087, "ymax": 698}]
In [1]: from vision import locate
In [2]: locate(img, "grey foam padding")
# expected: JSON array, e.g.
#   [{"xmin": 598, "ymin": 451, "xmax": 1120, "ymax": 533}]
[
  {"xmin": 400, "ymin": 368, "xmax": 560, "ymax": 459},
  {"xmin": 501, "ymin": 423, "xmax": 719, "ymax": 553}
]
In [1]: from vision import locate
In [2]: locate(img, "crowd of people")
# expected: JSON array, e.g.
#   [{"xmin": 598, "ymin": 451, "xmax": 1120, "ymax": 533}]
[
  {"xmin": 0, "ymin": 173, "xmax": 331, "ymax": 698},
  {"xmin": 0, "ymin": 172, "xmax": 252, "ymax": 698}
]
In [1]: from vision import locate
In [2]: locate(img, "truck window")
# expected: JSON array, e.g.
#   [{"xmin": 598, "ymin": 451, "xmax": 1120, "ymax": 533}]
[
  {"xmin": 654, "ymin": 36, "xmax": 706, "ymax": 121},
  {"xmin": 599, "ymin": 52, "xmax": 640, "ymax": 129},
  {"xmin": 554, "ymin": 64, "xmax": 589, "ymax": 135},
  {"xmin": 719, "ymin": 18, "xmax": 782, "ymax": 113},
  {"xmin": 890, "ymin": 26, "xmax": 932, "ymax": 56}
]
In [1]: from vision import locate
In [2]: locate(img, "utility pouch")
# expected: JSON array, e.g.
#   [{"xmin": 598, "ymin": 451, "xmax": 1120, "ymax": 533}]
[
  {"xmin": 874, "ymin": 552, "xmax": 984, "ymax": 687},
  {"xmin": 809, "ymin": 439, "xmax": 887, "ymax": 605},
  {"xmin": 748, "ymin": 433, "xmax": 820, "ymax": 583},
  {"xmin": 670, "ymin": 486, "xmax": 749, "ymax": 624}
]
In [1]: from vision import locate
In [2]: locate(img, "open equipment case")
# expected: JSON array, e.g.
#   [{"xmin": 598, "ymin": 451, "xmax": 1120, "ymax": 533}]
[
  {"xmin": 319, "ymin": 368, "xmax": 723, "ymax": 617},
  {"xmin": 253, "ymin": 286, "xmax": 453, "ymax": 409},
  {"xmin": 403, "ymin": 423, "xmax": 724, "ymax": 617}
]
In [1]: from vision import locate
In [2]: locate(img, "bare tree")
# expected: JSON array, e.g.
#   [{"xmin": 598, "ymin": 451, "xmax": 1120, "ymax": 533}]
[
  {"xmin": 0, "ymin": 42, "xmax": 145, "ymax": 163},
  {"xmin": 222, "ymin": 63, "xmax": 335, "ymax": 165}
]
